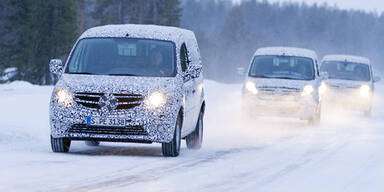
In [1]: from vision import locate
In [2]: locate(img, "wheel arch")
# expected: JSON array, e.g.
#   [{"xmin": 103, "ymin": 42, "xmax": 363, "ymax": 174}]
[
  {"xmin": 178, "ymin": 106, "xmax": 184, "ymax": 127},
  {"xmin": 200, "ymin": 101, "xmax": 206, "ymax": 114}
]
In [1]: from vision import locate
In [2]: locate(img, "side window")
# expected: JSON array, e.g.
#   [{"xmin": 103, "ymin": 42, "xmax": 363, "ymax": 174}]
[{"xmin": 180, "ymin": 43, "xmax": 189, "ymax": 72}]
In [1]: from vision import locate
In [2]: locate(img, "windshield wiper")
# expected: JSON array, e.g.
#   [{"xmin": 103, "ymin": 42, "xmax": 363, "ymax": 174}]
[
  {"xmin": 67, "ymin": 72, "xmax": 94, "ymax": 75},
  {"xmin": 252, "ymin": 75, "xmax": 272, "ymax": 78},
  {"xmin": 274, "ymin": 76, "xmax": 303, "ymax": 80},
  {"xmin": 253, "ymin": 75, "xmax": 304, "ymax": 80},
  {"xmin": 107, "ymin": 73, "xmax": 138, "ymax": 76}
]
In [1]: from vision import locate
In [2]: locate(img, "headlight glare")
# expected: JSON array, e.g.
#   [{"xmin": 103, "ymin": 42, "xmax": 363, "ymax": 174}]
[
  {"xmin": 55, "ymin": 89, "xmax": 74, "ymax": 107},
  {"xmin": 319, "ymin": 82, "xmax": 327, "ymax": 95},
  {"xmin": 145, "ymin": 91, "xmax": 167, "ymax": 109},
  {"xmin": 245, "ymin": 81, "xmax": 258, "ymax": 94},
  {"xmin": 360, "ymin": 85, "xmax": 371, "ymax": 97},
  {"xmin": 301, "ymin": 85, "xmax": 314, "ymax": 97}
]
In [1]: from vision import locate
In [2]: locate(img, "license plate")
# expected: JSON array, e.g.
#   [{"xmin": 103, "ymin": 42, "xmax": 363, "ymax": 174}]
[{"xmin": 86, "ymin": 117, "xmax": 128, "ymax": 127}]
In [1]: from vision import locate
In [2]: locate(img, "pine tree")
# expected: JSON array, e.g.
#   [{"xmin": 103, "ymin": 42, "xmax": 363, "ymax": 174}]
[
  {"xmin": 92, "ymin": 0, "xmax": 129, "ymax": 25},
  {"xmin": 3, "ymin": 0, "xmax": 78, "ymax": 84},
  {"xmin": 217, "ymin": 5, "xmax": 251, "ymax": 82},
  {"xmin": 92, "ymin": 0, "xmax": 182, "ymax": 26},
  {"xmin": 156, "ymin": 0, "xmax": 182, "ymax": 26},
  {"xmin": 0, "ymin": 0, "xmax": 9, "ymax": 73}
]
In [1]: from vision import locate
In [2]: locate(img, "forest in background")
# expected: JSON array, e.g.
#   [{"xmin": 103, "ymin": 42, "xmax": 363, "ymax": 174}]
[
  {"xmin": 0, "ymin": 0, "xmax": 383, "ymax": 84},
  {"xmin": 181, "ymin": 0, "xmax": 384, "ymax": 82}
]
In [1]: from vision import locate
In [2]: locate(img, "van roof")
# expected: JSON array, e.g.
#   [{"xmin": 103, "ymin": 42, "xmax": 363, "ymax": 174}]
[
  {"xmin": 322, "ymin": 54, "xmax": 370, "ymax": 65},
  {"xmin": 79, "ymin": 24, "xmax": 195, "ymax": 44},
  {"xmin": 254, "ymin": 47, "xmax": 318, "ymax": 61}
]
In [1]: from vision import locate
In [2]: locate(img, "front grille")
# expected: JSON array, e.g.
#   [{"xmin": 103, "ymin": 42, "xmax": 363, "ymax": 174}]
[
  {"xmin": 258, "ymin": 87, "xmax": 300, "ymax": 95},
  {"xmin": 115, "ymin": 94, "xmax": 144, "ymax": 110},
  {"xmin": 69, "ymin": 124, "xmax": 148, "ymax": 136},
  {"xmin": 329, "ymin": 85, "xmax": 359, "ymax": 90},
  {"xmin": 257, "ymin": 87, "xmax": 300, "ymax": 101},
  {"xmin": 74, "ymin": 92, "xmax": 144, "ymax": 110}
]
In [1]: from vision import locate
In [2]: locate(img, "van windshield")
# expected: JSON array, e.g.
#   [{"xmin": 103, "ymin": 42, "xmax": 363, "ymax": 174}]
[
  {"xmin": 249, "ymin": 55, "xmax": 315, "ymax": 80},
  {"xmin": 65, "ymin": 38, "xmax": 176, "ymax": 77},
  {"xmin": 320, "ymin": 61, "xmax": 371, "ymax": 81}
]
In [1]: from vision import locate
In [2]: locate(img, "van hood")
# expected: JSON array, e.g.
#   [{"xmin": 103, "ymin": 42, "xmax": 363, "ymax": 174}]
[
  {"xmin": 55, "ymin": 74, "xmax": 182, "ymax": 96},
  {"xmin": 246, "ymin": 77, "xmax": 315, "ymax": 91},
  {"xmin": 323, "ymin": 79, "xmax": 368, "ymax": 89}
]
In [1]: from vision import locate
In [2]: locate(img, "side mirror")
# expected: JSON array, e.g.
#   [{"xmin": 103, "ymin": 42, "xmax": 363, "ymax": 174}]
[
  {"xmin": 319, "ymin": 71, "xmax": 329, "ymax": 80},
  {"xmin": 237, "ymin": 67, "xmax": 246, "ymax": 76},
  {"xmin": 373, "ymin": 76, "xmax": 381, "ymax": 83},
  {"xmin": 187, "ymin": 64, "xmax": 203, "ymax": 79},
  {"xmin": 49, "ymin": 59, "xmax": 63, "ymax": 76}
]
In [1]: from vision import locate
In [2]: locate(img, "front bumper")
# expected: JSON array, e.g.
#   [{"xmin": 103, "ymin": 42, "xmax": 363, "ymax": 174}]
[
  {"xmin": 50, "ymin": 101, "xmax": 179, "ymax": 143},
  {"xmin": 242, "ymin": 94, "xmax": 318, "ymax": 119},
  {"xmin": 322, "ymin": 90, "xmax": 372, "ymax": 111}
]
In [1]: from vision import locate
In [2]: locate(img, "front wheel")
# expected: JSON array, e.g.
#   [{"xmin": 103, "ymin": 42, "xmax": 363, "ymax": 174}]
[
  {"xmin": 186, "ymin": 111, "xmax": 204, "ymax": 150},
  {"xmin": 51, "ymin": 136, "xmax": 71, "ymax": 153},
  {"xmin": 162, "ymin": 116, "xmax": 182, "ymax": 157}
]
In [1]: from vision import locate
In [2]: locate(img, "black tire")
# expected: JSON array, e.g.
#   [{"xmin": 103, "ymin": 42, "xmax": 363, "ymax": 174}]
[
  {"xmin": 186, "ymin": 111, "xmax": 204, "ymax": 149},
  {"xmin": 162, "ymin": 116, "xmax": 182, "ymax": 157},
  {"xmin": 85, "ymin": 140, "xmax": 100, "ymax": 146},
  {"xmin": 51, "ymin": 136, "xmax": 71, "ymax": 153}
]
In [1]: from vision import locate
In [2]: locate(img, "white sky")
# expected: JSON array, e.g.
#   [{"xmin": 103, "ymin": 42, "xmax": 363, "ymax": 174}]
[{"xmin": 232, "ymin": 0, "xmax": 384, "ymax": 13}]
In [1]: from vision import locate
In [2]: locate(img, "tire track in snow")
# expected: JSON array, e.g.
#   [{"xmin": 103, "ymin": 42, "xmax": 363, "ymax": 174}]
[
  {"xmin": 199, "ymin": 120, "xmax": 367, "ymax": 192},
  {"xmin": 45, "ymin": 146, "xmax": 267, "ymax": 192}
]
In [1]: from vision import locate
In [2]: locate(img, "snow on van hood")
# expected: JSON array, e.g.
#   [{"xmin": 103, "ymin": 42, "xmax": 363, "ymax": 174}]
[
  {"xmin": 246, "ymin": 77, "xmax": 316, "ymax": 90},
  {"xmin": 56, "ymin": 74, "xmax": 182, "ymax": 96},
  {"xmin": 323, "ymin": 79, "xmax": 370, "ymax": 89}
]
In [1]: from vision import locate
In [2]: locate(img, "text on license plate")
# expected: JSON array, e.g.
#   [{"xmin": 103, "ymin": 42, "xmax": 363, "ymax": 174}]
[{"xmin": 86, "ymin": 117, "xmax": 129, "ymax": 127}]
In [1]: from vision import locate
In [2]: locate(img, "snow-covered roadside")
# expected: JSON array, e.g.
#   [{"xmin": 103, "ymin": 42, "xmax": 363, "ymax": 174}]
[
  {"xmin": 0, "ymin": 80, "xmax": 383, "ymax": 192},
  {"xmin": 0, "ymin": 81, "xmax": 52, "ymax": 148}
]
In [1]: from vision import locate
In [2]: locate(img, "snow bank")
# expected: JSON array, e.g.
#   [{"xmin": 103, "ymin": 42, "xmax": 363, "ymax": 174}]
[
  {"xmin": 0, "ymin": 81, "xmax": 53, "ymax": 147},
  {"xmin": 0, "ymin": 67, "xmax": 18, "ymax": 82},
  {"xmin": 0, "ymin": 81, "xmax": 34, "ymax": 91}
]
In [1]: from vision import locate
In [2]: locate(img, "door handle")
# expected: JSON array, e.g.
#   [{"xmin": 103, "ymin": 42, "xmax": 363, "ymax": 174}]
[{"xmin": 192, "ymin": 89, "xmax": 196, "ymax": 94}]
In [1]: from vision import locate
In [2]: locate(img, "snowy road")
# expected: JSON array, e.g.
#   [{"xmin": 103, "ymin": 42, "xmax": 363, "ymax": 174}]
[{"xmin": 0, "ymin": 81, "xmax": 383, "ymax": 192}]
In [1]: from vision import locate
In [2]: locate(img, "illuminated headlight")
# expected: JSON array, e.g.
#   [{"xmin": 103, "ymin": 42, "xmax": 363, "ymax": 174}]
[
  {"xmin": 319, "ymin": 82, "xmax": 327, "ymax": 95},
  {"xmin": 55, "ymin": 89, "xmax": 74, "ymax": 107},
  {"xmin": 301, "ymin": 85, "xmax": 314, "ymax": 97},
  {"xmin": 197, "ymin": 83, "xmax": 204, "ymax": 93},
  {"xmin": 360, "ymin": 85, "xmax": 371, "ymax": 97},
  {"xmin": 145, "ymin": 91, "xmax": 167, "ymax": 109},
  {"xmin": 245, "ymin": 81, "xmax": 258, "ymax": 94}
]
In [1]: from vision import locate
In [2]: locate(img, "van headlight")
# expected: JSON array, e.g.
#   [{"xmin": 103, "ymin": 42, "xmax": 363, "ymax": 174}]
[
  {"xmin": 145, "ymin": 91, "xmax": 167, "ymax": 109},
  {"xmin": 55, "ymin": 89, "xmax": 74, "ymax": 107},
  {"xmin": 360, "ymin": 85, "xmax": 371, "ymax": 97},
  {"xmin": 245, "ymin": 81, "xmax": 258, "ymax": 94},
  {"xmin": 301, "ymin": 85, "xmax": 314, "ymax": 97},
  {"xmin": 319, "ymin": 82, "xmax": 327, "ymax": 95}
]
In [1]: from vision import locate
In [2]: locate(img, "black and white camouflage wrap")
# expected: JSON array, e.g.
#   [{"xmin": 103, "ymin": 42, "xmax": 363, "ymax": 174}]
[{"xmin": 50, "ymin": 24, "xmax": 203, "ymax": 143}]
